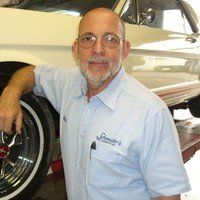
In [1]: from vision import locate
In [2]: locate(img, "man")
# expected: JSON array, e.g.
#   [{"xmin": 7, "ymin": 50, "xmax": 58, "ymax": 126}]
[{"xmin": 0, "ymin": 8, "xmax": 190, "ymax": 200}]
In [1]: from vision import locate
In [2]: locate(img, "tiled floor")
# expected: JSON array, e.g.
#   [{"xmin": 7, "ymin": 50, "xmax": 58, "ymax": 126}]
[{"xmin": 32, "ymin": 109, "xmax": 200, "ymax": 200}]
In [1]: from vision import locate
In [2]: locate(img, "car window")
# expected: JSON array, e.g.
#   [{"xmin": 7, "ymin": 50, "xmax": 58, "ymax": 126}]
[
  {"xmin": 2, "ymin": 0, "xmax": 118, "ymax": 16},
  {"xmin": 138, "ymin": 0, "xmax": 192, "ymax": 34},
  {"xmin": 121, "ymin": 0, "xmax": 193, "ymax": 34}
]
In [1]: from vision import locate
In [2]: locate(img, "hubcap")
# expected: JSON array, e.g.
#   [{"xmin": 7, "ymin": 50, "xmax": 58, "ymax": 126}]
[
  {"xmin": 0, "ymin": 131, "xmax": 22, "ymax": 179},
  {"xmin": 0, "ymin": 144, "xmax": 10, "ymax": 158},
  {"xmin": 0, "ymin": 102, "xmax": 44, "ymax": 199}
]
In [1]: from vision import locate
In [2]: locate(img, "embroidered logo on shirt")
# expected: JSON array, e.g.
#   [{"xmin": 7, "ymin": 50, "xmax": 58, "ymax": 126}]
[{"xmin": 96, "ymin": 133, "xmax": 122, "ymax": 146}]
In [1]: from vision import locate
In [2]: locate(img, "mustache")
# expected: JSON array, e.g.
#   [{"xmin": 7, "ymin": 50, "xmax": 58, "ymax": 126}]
[{"xmin": 88, "ymin": 55, "xmax": 110, "ymax": 63}]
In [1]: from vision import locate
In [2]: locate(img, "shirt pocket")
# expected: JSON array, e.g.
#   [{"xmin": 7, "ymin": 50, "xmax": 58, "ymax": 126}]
[{"xmin": 87, "ymin": 148, "xmax": 130, "ymax": 188}]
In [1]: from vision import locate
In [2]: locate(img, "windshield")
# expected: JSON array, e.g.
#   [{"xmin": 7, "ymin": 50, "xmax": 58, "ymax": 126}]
[{"xmin": 2, "ymin": 0, "xmax": 118, "ymax": 16}]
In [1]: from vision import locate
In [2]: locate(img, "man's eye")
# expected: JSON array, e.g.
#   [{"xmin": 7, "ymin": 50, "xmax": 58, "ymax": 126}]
[
  {"xmin": 82, "ymin": 36, "xmax": 94, "ymax": 42},
  {"xmin": 106, "ymin": 36, "xmax": 118, "ymax": 43}
]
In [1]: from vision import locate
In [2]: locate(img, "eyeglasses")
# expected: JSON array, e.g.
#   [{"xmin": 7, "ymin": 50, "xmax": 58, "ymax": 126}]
[{"xmin": 77, "ymin": 33, "xmax": 124, "ymax": 49}]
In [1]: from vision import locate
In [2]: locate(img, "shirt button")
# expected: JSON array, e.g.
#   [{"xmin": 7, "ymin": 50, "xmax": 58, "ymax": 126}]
[
  {"xmin": 63, "ymin": 116, "xmax": 67, "ymax": 122},
  {"xmin": 76, "ymin": 185, "xmax": 80, "ymax": 192},
  {"xmin": 79, "ymin": 135, "xmax": 83, "ymax": 139},
  {"xmin": 77, "ymin": 160, "xmax": 81, "ymax": 166}
]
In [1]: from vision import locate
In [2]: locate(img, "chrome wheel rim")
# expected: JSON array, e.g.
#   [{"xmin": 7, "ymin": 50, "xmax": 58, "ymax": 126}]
[{"xmin": 0, "ymin": 101, "xmax": 44, "ymax": 199}]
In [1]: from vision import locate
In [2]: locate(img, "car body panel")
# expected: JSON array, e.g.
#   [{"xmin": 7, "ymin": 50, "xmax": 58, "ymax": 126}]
[{"xmin": 0, "ymin": 0, "xmax": 200, "ymax": 107}]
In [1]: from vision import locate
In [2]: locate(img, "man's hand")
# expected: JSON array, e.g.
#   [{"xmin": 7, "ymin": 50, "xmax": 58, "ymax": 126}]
[
  {"xmin": 0, "ymin": 65, "xmax": 35, "ymax": 134},
  {"xmin": 0, "ymin": 86, "xmax": 23, "ymax": 134}
]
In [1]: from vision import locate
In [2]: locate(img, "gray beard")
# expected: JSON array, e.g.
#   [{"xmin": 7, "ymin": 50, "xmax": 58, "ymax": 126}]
[{"xmin": 79, "ymin": 61, "xmax": 120, "ymax": 89}]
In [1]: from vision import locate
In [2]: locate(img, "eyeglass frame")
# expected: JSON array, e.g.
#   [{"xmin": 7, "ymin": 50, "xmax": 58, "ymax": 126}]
[{"xmin": 76, "ymin": 32, "xmax": 125, "ymax": 49}]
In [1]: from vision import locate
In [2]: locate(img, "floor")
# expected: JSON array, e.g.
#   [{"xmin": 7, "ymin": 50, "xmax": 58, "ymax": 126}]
[
  {"xmin": 182, "ymin": 150, "xmax": 200, "ymax": 200},
  {"xmin": 175, "ymin": 109, "xmax": 200, "ymax": 200},
  {"xmin": 32, "ymin": 109, "xmax": 200, "ymax": 200},
  {"xmin": 32, "ymin": 171, "xmax": 67, "ymax": 200}
]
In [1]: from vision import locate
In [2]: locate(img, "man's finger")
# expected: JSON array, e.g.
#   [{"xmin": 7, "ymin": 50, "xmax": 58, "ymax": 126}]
[
  {"xmin": 0, "ymin": 112, "xmax": 5, "ymax": 131},
  {"xmin": 15, "ymin": 112, "xmax": 23, "ymax": 134},
  {"xmin": 0, "ymin": 119, "xmax": 3, "ymax": 131},
  {"xmin": 3, "ymin": 117, "xmax": 13, "ymax": 133}
]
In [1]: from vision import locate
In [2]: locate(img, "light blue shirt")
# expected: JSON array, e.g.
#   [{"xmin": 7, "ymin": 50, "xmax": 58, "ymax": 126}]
[{"xmin": 33, "ymin": 65, "xmax": 191, "ymax": 200}]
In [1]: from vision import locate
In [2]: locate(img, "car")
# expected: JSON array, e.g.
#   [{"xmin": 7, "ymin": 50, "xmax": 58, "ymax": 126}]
[{"xmin": 0, "ymin": 0, "xmax": 199, "ymax": 199}]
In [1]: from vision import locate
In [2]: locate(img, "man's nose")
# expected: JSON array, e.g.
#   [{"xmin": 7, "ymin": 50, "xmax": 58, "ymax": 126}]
[{"xmin": 92, "ymin": 38, "xmax": 105, "ymax": 54}]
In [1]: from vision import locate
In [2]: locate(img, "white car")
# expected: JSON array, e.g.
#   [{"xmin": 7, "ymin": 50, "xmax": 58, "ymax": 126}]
[{"xmin": 0, "ymin": 0, "xmax": 199, "ymax": 199}]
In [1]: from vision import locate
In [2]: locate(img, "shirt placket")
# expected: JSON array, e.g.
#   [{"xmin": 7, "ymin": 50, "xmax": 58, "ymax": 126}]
[{"xmin": 76, "ymin": 98, "xmax": 99, "ymax": 200}]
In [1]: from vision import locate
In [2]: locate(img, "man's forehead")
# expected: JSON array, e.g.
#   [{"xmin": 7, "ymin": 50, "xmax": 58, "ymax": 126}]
[{"xmin": 79, "ymin": 8, "xmax": 121, "ymax": 35}]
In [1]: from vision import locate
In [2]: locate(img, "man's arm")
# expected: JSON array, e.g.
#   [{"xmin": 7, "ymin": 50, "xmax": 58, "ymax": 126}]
[
  {"xmin": 0, "ymin": 65, "xmax": 35, "ymax": 133},
  {"xmin": 6, "ymin": 65, "xmax": 35, "ymax": 95},
  {"xmin": 152, "ymin": 194, "xmax": 180, "ymax": 200}
]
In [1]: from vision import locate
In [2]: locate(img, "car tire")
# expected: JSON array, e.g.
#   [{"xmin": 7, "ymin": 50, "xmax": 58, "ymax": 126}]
[
  {"xmin": 188, "ymin": 94, "xmax": 200, "ymax": 118},
  {"xmin": 0, "ymin": 73, "xmax": 55, "ymax": 200}
]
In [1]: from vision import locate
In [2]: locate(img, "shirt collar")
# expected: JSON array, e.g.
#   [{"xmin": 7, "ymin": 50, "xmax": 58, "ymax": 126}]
[
  {"xmin": 95, "ymin": 67, "xmax": 127, "ymax": 111},
  {"xmin": 75, "ymin": 72, "xmax": 87, "ymax": 98},
  {"xmin": 75, "ymin": 67, "xmax": 127, "ymax": 111}
]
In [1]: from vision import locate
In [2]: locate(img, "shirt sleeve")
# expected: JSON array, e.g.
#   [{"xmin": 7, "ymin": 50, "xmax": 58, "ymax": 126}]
[
  {"xmin": 139, "ymin": 107, "xmax": 191, "ymax": 197},
  {"xmin": 33, "ymin": 65, "xmax": 74, "ymax": 113}
]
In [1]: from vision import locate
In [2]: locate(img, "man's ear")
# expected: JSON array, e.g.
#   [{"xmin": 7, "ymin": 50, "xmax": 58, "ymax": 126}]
[
  {"xmin": 122, "ymin": 40, "xmax": 131, "ymax": 61},
  {"xmin": 72, "ymin": 40, "xmax": 79, "ymax": 63}
]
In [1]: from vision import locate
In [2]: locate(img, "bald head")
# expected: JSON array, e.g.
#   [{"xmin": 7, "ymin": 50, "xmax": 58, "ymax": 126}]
[{"xmin": 78, "ymin": 7, "xmax": 125, "ymax": 39}]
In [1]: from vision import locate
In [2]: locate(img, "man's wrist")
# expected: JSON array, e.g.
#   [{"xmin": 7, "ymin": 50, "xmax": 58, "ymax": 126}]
[{"xmin": 2, "ymin": 85, "xmax": 23, "ymax": 100}]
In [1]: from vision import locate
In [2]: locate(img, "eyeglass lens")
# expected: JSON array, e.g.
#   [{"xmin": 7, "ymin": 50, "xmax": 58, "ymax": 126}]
[{"xmin": 78, "ymin": 34, "xmax": 122, "ymax": 49}]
